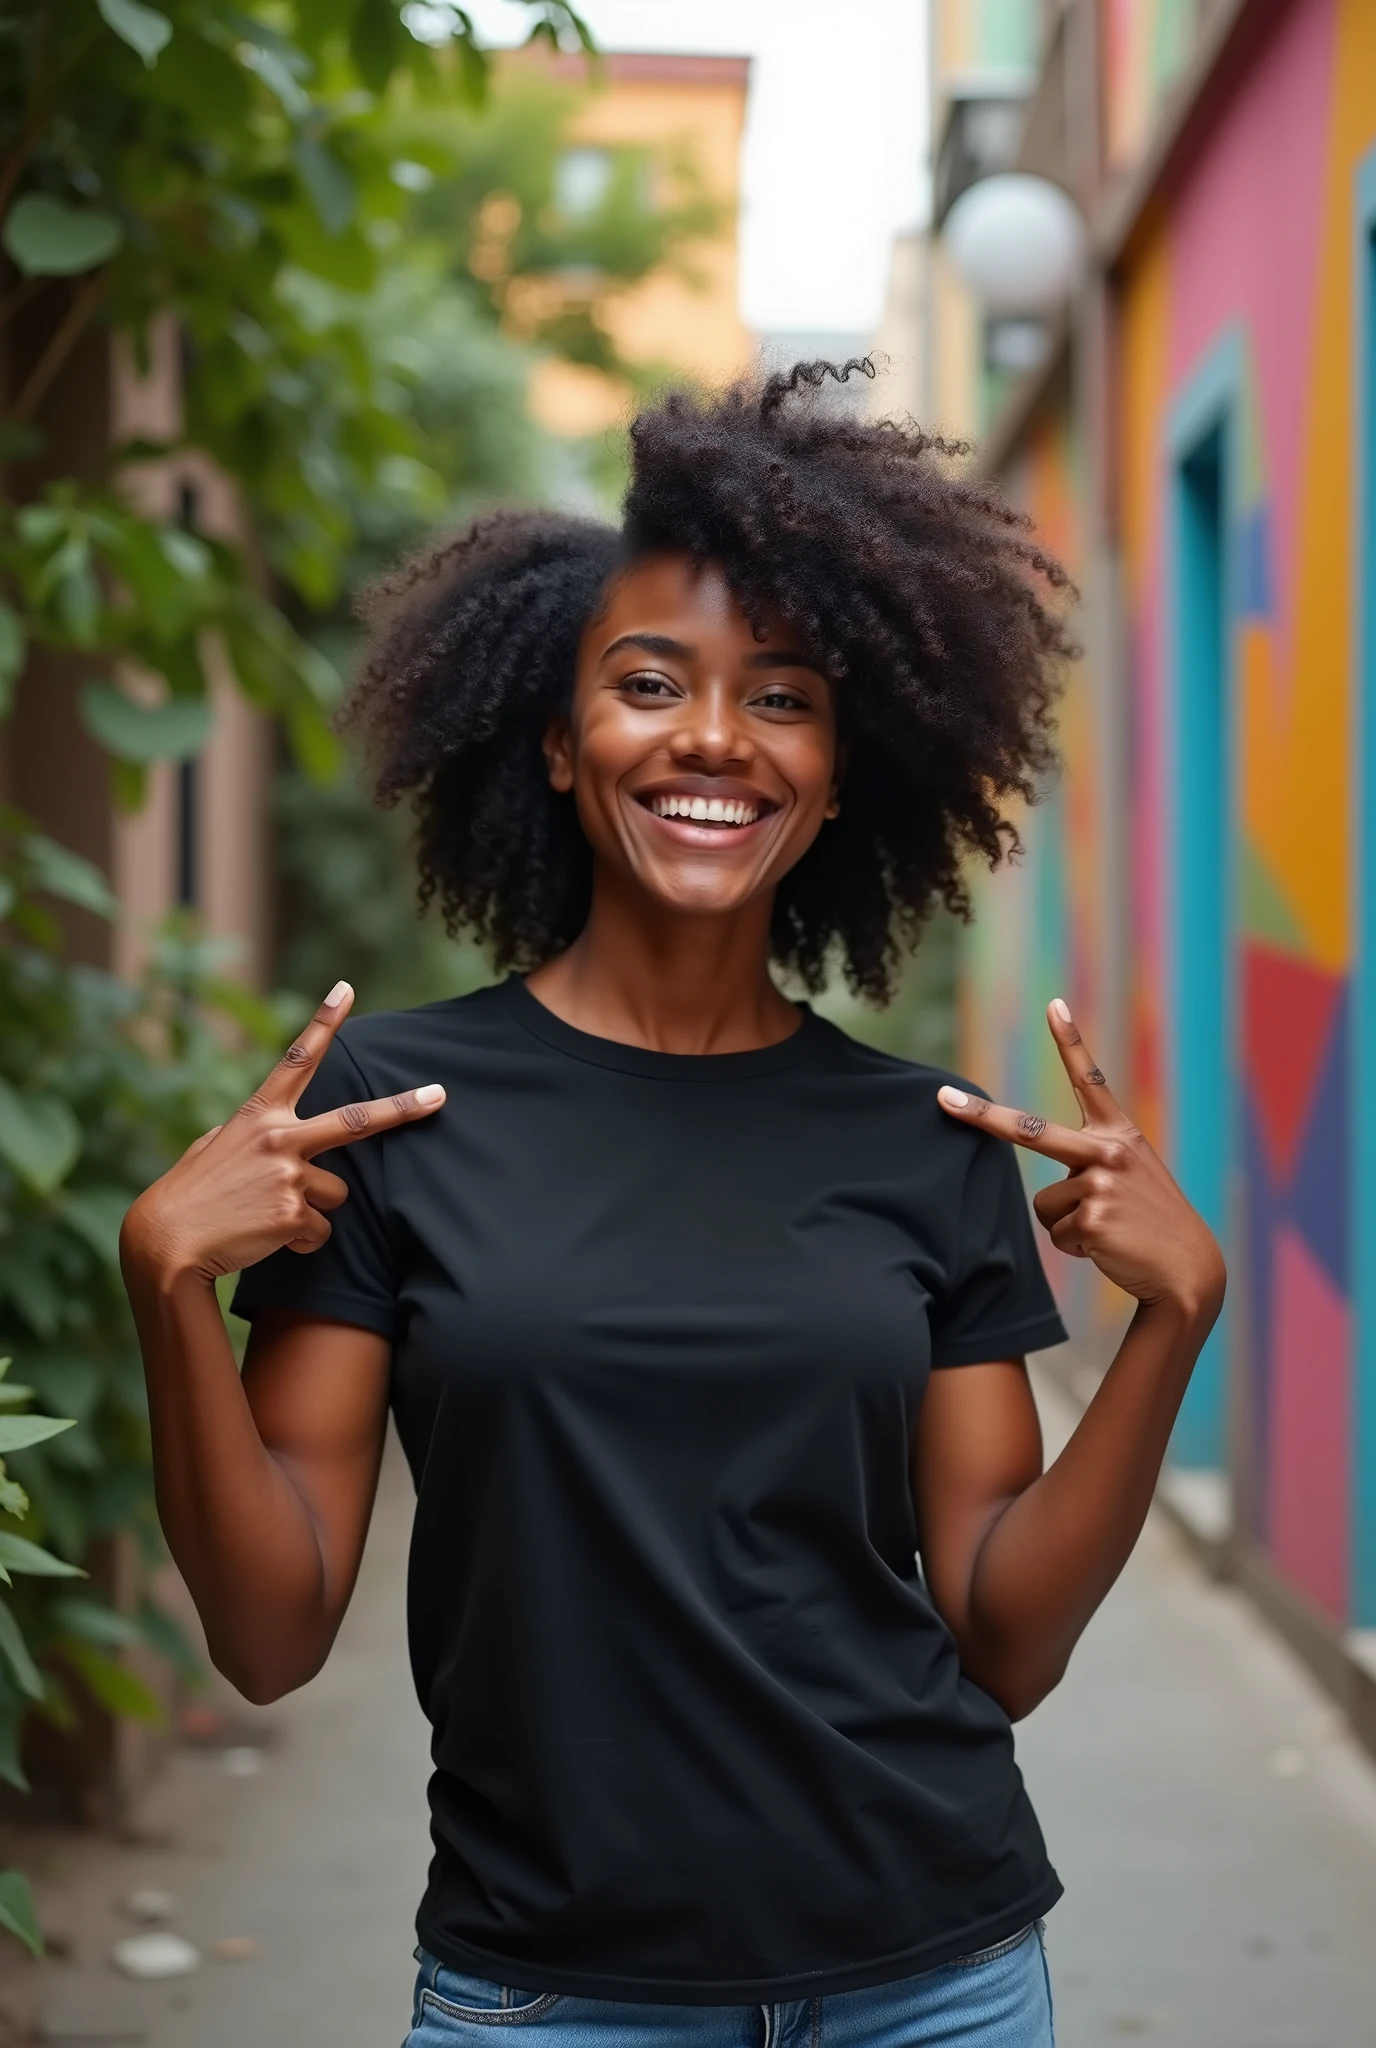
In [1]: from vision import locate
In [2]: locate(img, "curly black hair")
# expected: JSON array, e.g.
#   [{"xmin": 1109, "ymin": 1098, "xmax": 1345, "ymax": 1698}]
[{"xmin": 346, "ymin": 359, "xmax": 1075, "ymax": 1004}]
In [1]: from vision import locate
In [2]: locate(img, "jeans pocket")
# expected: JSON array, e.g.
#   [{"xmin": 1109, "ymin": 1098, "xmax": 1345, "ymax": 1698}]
[
  {"xmin": 947, "ymin": 1922, "xmax": 1036, "ymax": 1970},
  {"xmin": 419, "ymin": 1964, "xmax": 562, "ymax": 2029}
]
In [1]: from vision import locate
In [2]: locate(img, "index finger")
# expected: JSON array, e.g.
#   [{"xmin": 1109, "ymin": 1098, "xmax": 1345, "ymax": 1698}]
[
  {"xmin": 297, "ymin": 1083, "xmax": 446, "ymax": 1157},
  {"xmin": 1047, "ymin": 997, "xmax": 1128, "ymax": 1128},
  {"xmin": 259, "ymin": 981, "xmax": 354, "ymax": 1108},
  {"xmin": 937, "ymin": 1085, "xmax": 1111, "ymax": 1169}
]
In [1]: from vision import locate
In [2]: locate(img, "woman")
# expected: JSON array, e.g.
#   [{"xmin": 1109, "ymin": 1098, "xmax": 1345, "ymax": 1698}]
[{"xmin": 121, "ymin": 364, "xmax": 1224, "ymax": 2048}]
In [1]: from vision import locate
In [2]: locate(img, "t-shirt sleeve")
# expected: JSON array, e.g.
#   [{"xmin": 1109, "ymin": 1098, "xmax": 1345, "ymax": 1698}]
[
  {"xmin": 927, "ymin": 1124, "xmax": 1068, "ymax": 1368},
  {"xmin": 229, "ymin": 1033, "xmax": 398, "ymax": 1340}
]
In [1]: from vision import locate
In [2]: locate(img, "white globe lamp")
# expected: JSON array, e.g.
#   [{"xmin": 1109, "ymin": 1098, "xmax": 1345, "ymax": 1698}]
[{"xmin": 941, "ymin": 174, "xmax": 1086, "ymax": 316}]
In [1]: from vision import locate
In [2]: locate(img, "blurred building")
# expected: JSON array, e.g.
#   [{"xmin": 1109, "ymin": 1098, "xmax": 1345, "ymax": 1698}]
[
  {"xmin": 926, "ymin": 0, "xmax": 1376, "ymax": 1736},
  {"xmin": 0, "ymin": 315, "xmax": 271, "ymax": 985},
  {"xmin": 519, "ymin": 50, "xmax": 755, "ymax": 440}
]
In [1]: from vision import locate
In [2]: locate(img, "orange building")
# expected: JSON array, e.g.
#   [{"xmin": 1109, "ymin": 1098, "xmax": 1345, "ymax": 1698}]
[{"xmin": 518, "ymin": 52, "xmax": 755, "ymax": 439}]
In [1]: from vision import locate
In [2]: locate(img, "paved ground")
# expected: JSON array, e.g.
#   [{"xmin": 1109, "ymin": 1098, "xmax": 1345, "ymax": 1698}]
[{"xmin": 4, "ymin": 1372, "xmax": 1376, "ymax": 2046}]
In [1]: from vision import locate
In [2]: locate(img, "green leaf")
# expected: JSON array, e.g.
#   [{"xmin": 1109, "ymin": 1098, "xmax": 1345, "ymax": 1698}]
[
  {"xmin": 0, "ymin": 606, "xmax": 24, "ymax": 718},
  {"xmin": 238, "ymin": 42, "xmax": 311, "ymax": 117},
  {"xmin": 0, "ymin": 1534, "xmax": 84, "ymax": 1580},
  {"xmin": 0, "ymin": 1079, "xmax": 82, "ymax": 1198},
  {"xmin": 349, "ymin": 0, "xmax": 401, "ymax": 90},
  {"xmin": 80, "ymin": 683, "xmax": 212, "ymax": 764},
  {"xmin": 95, "ymin": 0, "xmax": 172, "ymax": 65},
  {"xmin": 0, "ymin": 1416, "xmax": 75, "ymax": 1454},
  {"xmin": 0, "ymin": 1871, "xmax": 42, "ymax": 1957},
  {"xmin": 51, "ymin": 1597, "xmax": 138, "ymax": 1649},
  {"xmin": 63, "ymin": 1641, "xmax": 161, "ymax": 1724},
  {"xmin": 2, "ymin": 195, "xmax": 122, "ymax": 278},
  {"xmin": 21, "ymin": 833, "xmax": 118, "ymax": 919},
  {"xmin": 294, "ymin": 135, "xmax": 356, "ymax": 237},
  {"xmin": 0, "ymin": 1604, "xmax": 43, "ymax": 1702},
  {"xmin": 0, "ymin": 1683, "xmax": 30, "ymax": 1793}
]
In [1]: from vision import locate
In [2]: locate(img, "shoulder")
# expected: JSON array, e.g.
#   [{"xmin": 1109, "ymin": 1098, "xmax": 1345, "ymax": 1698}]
[
  {"xmin": 807, "ymin": 1012, "xmax": 991, "ymax": 1105},
  {"xmin": 326, "ymin": 981, "xmax": 513, "ymax": 1088}
]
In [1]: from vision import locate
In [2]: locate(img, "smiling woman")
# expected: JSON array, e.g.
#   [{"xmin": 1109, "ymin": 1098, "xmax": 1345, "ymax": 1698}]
[
  {"xmin": 120, "ymin": 360, "xmax": 1224, "ymax": 2048},
  {"xmin": 344, "ymin": 359, "xmax": 1073, "ymax": 1006}
]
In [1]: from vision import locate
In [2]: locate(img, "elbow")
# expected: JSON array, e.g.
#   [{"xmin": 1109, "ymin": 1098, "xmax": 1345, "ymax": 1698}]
[
  {"xmin": 990, "ymin": 1671, "xmax": 1060, "ymax": 1723},
  {"xmin": 207, "ymin": 1638, "xmax": 324, "ymax": 1707},
  {"xmin": 966, "ymin": 1647, "xmax": 1069, "ymax": 1724}
]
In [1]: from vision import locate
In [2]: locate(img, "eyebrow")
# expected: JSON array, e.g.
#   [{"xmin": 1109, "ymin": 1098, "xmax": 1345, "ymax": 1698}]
[{"xmin": 600, "ymin": 631, "xmax": 819, "ymax": 672}]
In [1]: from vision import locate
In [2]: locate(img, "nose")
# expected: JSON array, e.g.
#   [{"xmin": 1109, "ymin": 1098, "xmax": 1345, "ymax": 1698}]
[{"xmin": 668, "ymin": 679, "xmax": 753, "ymax": 772}]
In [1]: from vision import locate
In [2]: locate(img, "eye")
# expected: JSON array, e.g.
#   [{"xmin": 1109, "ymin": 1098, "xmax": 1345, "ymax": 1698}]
[
  {"xmin": 618, "ymin": 670, "xmax": 678, "ymax": 700},
  {"xmin": 753, "ymin": 686, "xmax": 811, "ymax": 713}
]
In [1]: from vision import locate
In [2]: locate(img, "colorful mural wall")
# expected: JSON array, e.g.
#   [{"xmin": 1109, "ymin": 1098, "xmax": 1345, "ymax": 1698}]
[{"xmin": 964, "ymin": 0, "xmax": 1376, "ymax": 1632}]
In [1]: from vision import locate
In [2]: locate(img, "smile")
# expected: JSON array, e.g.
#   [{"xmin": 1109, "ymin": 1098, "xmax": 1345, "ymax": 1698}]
[{"xmin": 646, "ymin": 793, "xmax": 764, "ymax": 829}]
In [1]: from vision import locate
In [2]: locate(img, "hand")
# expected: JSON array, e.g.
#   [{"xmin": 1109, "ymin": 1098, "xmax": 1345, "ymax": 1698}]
[
  {"xmin": 937, "ymin": 998, "xmax": 1225, "ymax": 1323},
  {"xmin": 120, "ymin": 981, "xmax": 445, "ymax": 1286}
]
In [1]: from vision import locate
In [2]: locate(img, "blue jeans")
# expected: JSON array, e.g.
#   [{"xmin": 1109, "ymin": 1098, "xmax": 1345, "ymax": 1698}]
[{"xmin": 404, "ymin": 1924, "xmax": 1054, "ymax": 2046}]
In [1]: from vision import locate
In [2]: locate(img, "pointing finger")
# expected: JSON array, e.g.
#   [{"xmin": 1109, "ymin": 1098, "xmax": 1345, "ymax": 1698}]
[
  {"xmin": 937, "ymin": 1085, "xmax": 1110, "ymax": 1170},
  {"xmin": 1046, "ymin": 997, "xmax": 1126, "ymax": 1128},
  {"xmin": 259, "ymin": 981, "xmax": 355, "ymax": 1110},
  {"xmin": 296, "ymin": 1082, "xmax": 446, "ymax": 1157}
]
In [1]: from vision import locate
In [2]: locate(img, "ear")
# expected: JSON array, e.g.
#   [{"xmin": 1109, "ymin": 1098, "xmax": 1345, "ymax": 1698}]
[{"xmin": 542, "ymin": 714, "xmax": 574, "ymax": 793}]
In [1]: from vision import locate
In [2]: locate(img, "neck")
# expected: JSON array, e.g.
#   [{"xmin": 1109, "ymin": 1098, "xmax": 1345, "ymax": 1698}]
[{"xmin": 525, "ymin": 871, "xmax": 802, "ymax": 1055}]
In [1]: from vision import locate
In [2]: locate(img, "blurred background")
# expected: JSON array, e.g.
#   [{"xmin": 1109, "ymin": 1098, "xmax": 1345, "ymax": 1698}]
[{"xmin": 1, "ymin": 0, "xmax": 1376, "ymax": 2042}]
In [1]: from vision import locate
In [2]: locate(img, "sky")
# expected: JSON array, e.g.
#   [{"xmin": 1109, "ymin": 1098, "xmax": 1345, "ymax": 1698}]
[{"xmin": 463, "ymin": 0, "xmax": 930, "ymax": 336}]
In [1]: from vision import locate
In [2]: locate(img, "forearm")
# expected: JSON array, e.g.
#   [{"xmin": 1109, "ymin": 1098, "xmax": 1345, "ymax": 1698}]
[
  {"xmin": 124, "ymin": 1258, "xmax": 334, "ymax": 1700},
  {"xmin": 962, "ymin": 1294, "xmax": 1219, "ymax": 1715}
]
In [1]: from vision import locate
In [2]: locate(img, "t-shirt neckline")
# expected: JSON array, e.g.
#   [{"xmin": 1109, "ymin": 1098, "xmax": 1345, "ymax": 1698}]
[{"xmin": 502, "ymin": 975, "xmax": 823, "ymax": 1082}]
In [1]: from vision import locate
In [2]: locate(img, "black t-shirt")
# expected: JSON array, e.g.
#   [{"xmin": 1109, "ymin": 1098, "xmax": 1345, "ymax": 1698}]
[{"xmin": 232, "ymin": 977, "xmax": 1067, "ymax": 2003}]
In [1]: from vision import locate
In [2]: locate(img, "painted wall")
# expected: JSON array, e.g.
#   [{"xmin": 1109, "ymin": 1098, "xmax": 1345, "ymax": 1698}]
[
  {"xmin": 1117, "ymin": 0, "xmax": 1376, "ymax": 1627},
  {"xmin": 965, "ymin": 0, "xmax": 1376, "ymax": 1630},
  {"xmin": 1102, "ymin": 0, "xmax": 1197, "ymax": 170},
  {"xmin": 963, "ymin": 387, "xmax": 1130, "ymax": 1364}
]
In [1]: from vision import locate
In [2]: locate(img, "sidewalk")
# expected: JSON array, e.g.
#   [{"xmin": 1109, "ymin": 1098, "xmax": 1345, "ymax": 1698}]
[
  {"xmin": 0, "ymin": 1433, "xmax": 430, "ymax": 2048},
  {"xmin": 2, "ymin": 1377, "xmax": 1376, "ymax": 2046}
]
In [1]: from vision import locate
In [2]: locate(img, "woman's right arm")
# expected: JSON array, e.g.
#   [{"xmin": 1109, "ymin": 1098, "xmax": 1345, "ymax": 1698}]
[{"xmin": 119, "ymin": 984, "xmax": 445, "ymax": 1704}]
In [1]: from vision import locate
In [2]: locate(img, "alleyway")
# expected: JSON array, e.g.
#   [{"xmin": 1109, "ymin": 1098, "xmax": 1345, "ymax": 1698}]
[{"xmin": 6, "ymin": 1370, "xmax": 1376, "ymax": 2047}]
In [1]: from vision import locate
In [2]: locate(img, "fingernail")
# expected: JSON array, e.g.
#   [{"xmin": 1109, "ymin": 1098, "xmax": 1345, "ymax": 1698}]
[
  {"xmin": 939, "ymin": 1086, "xmax": 970, "ymax": 1108},
  {"xmin": 324, "ymin": 980, "xmax": 351, "ymax": 1009},
  {"xmin": 1051, "ymin": 997, "xmax": 1071, "ymax": 1023},
  {"xmin": 415, "ymin": 1084, "xmax": 445, "ymax": 1106}
]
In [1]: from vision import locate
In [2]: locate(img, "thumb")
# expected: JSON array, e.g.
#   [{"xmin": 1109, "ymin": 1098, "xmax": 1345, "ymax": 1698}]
[{"xmin": 183, "ymin": 1125, "xmax": 224, "ymax": 1162}]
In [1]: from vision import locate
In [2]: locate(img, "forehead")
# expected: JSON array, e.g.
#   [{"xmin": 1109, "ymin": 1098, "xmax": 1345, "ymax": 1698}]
[{"xmin": 588, "ymin": 554, "xmax": 788, "ymax": 650}]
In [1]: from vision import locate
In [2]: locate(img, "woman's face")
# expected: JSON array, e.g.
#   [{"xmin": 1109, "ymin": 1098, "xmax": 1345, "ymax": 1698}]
[{"xmin": 545, "ymin": 554, "xmax": 838, "ymax": 920}]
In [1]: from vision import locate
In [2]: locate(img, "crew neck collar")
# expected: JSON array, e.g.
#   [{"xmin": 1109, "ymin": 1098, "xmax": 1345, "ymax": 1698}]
[{"xmin": 501, "ymin": 975, "xmax": 823, "ymax": 1082}]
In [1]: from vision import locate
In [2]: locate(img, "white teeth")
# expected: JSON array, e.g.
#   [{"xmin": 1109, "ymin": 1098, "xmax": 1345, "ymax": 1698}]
[{"xmin": 648, "ymin": 794, "xmax": 762, "ymax": 827}]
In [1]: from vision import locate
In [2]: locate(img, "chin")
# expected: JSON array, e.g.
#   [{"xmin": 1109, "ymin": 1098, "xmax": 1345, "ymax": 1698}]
[{"xmin": 638, "ymin": 863, "xmax": 764, "ymax": 916}]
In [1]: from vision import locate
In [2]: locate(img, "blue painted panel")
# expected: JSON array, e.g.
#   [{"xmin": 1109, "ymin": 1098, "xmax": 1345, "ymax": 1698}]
[
  {"xmin": 1352, "ymin": 151, "xmax": 1376, "ymax": 1622},
  {"xmin": 1165, "ymin": 330, "xmax": 1243, "ymax": 1471},
  {"xmin": 1236, "ymin": 506, "xmax": 1272, "ymax": 619}
]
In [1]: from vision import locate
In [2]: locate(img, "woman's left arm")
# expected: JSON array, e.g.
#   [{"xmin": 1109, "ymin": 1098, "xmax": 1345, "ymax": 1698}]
[{"xmin": 911, "ymin": 1000, "xmax": 1226, "ymax": 1722}]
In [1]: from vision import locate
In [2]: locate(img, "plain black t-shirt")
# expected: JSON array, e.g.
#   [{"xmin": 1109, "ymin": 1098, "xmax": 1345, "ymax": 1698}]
[{"xmin": 232, "ymin": 977, "xmax": 1067, "ymax": 2003}]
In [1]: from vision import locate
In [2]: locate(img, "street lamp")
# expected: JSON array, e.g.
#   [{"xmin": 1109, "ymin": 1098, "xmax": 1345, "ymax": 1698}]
[{"xmin": 941, "ymin": 172, "xmax": 1086, "ymax": 317}]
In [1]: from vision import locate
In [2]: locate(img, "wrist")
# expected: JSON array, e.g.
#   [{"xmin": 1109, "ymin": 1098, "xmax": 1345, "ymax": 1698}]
[
  {"xmin": 1134, "ymin": 1270, "xmax": 1225, "ymax": 1337},
  {"xmin": 119, "ymin": 1205, "xmax": 215, "ymax": 1298}
]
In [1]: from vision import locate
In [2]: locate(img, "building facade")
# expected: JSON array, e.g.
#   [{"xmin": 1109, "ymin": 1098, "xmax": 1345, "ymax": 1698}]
[
  {"xmin": 930, "ymin": 0, "xmax": 1376, "ymax": 1714},
  {"xmin": 516, "ymin": 50, "xmax": 755, "ymax": 442}
]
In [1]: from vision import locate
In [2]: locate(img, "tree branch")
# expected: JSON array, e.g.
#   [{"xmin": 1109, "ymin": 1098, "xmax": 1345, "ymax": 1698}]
[{"xmin": 7, "ymin": 272, "xmax": 107, "ymax": 424}]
